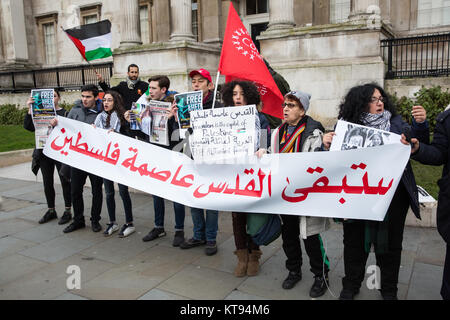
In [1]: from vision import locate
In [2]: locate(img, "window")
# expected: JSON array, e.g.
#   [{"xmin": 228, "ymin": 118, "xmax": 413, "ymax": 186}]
[
  {"xmin": 140, "ymin": 3, "xmax": 151, "ymax": 44},
  {"xmin": 43, "ymin": 22, "xmax": 57, "ymax": 64},
  {"xmin": 80, "ymin": 5, "xmax": 101, "ymax": 25},
  {"xmin": 192, "ymin": 0, "xmax": 200, "ymax": 41},
  {"xmin": 36, "ymin": 13, "xmax": 58, "ymax": 65},
  {"xmin": 417, "ymin": 0, "xmax": 450, "ymax": 28},
  {"xmin": 246, "ymin": 0, "xmax": 268, "ymax": 15},
  {"xmin": 330, "ymin": 0, "xmax": 351, "ymax": 24}
]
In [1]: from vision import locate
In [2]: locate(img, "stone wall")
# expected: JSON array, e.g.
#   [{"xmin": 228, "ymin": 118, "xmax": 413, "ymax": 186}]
[
  {"xmin": 385, "ymin": 77, "xmax": 450, "ymax": 100},
  {"xmin": 0, "ymin": 91, "xmax": 82, "ymax": 108}
]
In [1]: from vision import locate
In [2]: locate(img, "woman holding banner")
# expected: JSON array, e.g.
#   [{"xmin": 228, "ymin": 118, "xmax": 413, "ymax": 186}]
[
  {"xmin": 322, "ymin": 83, "xmax": 428, "ymax": 300},
  {"xmin": 221, "ymin": 80, "xmax": 270, "ymax": 277},
  {"xmin": 24, "ymin": 89, "xmax": 72, "ymax": 225},
  {"xmin": 93, "ymin": 91, "xmax": 135, "ymax": 238}
]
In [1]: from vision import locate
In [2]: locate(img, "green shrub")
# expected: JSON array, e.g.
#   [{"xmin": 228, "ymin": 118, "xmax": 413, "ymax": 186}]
[
  {"xmin": 392, "ymin": 86, "xmax": 450, "ymax": 132},
  {"xmin": 0, "ymin": 104, "xmax": 28, "ymax": 125}
]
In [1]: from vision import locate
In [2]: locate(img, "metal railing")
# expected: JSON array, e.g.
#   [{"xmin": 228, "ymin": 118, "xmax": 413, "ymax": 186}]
[
  {"xmin": 381, "ymin": 32, "xmax": 450, "ymax": 79},
  {"xmin": 0, "ymin": 62, "xmax": 113, "ymax": 93}
]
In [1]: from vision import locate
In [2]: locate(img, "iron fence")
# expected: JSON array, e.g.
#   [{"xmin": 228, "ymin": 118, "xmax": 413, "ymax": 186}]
[
  {"xmin": 0, "ymin": 62, "xmax": 113, "ymax": 93},
  {"xmin": 381, "ymin": 32, "xmax": 450, "ymax": 79}
]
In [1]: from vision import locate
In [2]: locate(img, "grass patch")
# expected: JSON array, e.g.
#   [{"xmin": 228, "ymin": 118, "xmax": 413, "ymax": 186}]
[
  {"xmin": 0, "ymin": 125, "xmax": 35, "ymax": 152},
  {"xmin": 411, "ymin": 159, "xmax": 443, "ymax": 199}
]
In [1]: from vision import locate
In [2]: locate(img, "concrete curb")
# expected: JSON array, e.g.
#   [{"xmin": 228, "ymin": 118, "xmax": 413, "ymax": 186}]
[{"xmin": 0, "ymin": 149, "xmax": 33, "ymax": 168}]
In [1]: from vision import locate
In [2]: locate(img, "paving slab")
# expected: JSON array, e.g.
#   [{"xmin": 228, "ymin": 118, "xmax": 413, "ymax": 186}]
[
  {"xmin": 0, "ymin": 236, "xmax": 37, "ymax": 259},
  {"xmin": 0, "ymin": 254, "xmax": 48, "ymax": 287},
  {"xmin": 138, "ymin": 288, "xmax": 189, "ymax": 300},
  {"xmin": 0, "ymin": 218, "xmax": 37, "ymax": 238},
  {"xmin": 407, "ymin": 262, "xmax": 444, "ymax": 300}
]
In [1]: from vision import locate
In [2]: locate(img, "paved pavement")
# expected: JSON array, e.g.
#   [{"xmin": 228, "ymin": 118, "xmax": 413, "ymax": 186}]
[{"xmin": 0, "ymin": 162, "xmax": 446, "ymax": 300}]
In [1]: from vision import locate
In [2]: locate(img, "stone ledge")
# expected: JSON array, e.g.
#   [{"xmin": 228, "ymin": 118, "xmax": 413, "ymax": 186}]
[
  {"xmin": 406, "ymin": 202, "xmax": 437, "ymax": 228},
  {"xmin": 0, "ymin": 149, "xmax": 33, "ymax": 168}
]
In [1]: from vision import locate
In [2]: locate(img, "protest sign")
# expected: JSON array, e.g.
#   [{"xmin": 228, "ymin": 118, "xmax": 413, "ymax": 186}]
[
  {"xmin": 30, "ymin": 89, "xmax": 56, "ymax": 149},
  {"xmin": 175, "ymin": 91, "xmax": 203, "ymax": 136},
  {"xmin": 330, "ymin": 120, "xmax": 399, "ymax": 151},
  {"xmin": 146, "ymin": 100, "xmax": 171, "ymax": 146},
  {"xmin": 190, "ymin": 105, "xmax": 256, "ymax": 163},
  {"xmin": 44, "ymin": 117, "xmax": 412, "ymax": 221}
]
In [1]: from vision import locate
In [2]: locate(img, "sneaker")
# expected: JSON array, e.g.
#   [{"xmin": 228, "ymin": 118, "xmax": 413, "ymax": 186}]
[
  {"xmin": 103, "ymin": 223, "xmax": 119, "ymax": 236},
  {"xmin": 204, "ymin": 241, "xmax": 217, "ymax": 256},
  {"xmin": 282, "ymin": 271, "xmax": 302, "ymax": 290},
  {"xmin": 58, "ymin": 211, "xmax": 72, "ymax": 225},
  {"xmin": 91, "ymin": 221, "xmax": 102, "ymax": 233},
  {"xmin": 63, "ymin": 221, "xmax": 85, "ymax": 233},
  {"xmin": 172, "ymin": 231, "xmax": 185, "ymax": 247},
  {"xmin": 309, "ymin": 274, "xmax": 329, "ymax": 298},
  {"xmin": 179, "ymin": 238, "xmax": 206, "ymax": 249},
  {"xmin": 142, "ymin": 227, "xmax": 166, "ymax": 242},
  {"xmin": 119, "ymin": 223, "xmax": 135, "ymax": 238},
  {"xmin": 39, "ymin": 209, "xmax": 57, "ymax": 224},
  {"xmin": 339, "ymin": 288, "xmax": 360, "ymax": 300}
]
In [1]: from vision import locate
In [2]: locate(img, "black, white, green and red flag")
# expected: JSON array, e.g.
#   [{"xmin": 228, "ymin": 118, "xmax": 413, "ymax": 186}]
[{"xmin": 63, "ymin": 20, "xmax": 112, "ymax": 61}]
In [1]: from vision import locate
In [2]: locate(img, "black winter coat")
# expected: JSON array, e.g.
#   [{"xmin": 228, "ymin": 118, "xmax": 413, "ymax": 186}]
[
  {"xmin": 99, "ymin": 80, "xmax": 148, "ymax": 110},
  {"xmin": 413, "ymin": 109, "xmax": 450, "ymax": 243}
]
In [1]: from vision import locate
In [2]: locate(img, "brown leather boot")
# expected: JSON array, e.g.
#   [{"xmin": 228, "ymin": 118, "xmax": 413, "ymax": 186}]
[
  {"xmin": 233, "ymin": 249, "xmax": 249, "ymax": 277},
  {"xmin": 247, "ymin": 249, "xmax": 262, "ymax": 276}
]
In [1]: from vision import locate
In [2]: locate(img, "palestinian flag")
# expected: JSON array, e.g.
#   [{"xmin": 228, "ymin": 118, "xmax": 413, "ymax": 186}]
[{"xmin": 64, "ymin": 20, "xmax": 112, "ymax": 61}]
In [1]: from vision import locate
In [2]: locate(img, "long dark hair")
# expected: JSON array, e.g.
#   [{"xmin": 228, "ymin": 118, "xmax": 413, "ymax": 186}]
[
  {"xmin": 221, "ymin": 80, "xmax": 261, "ymax": 107},
  {"xmin": 338, "ymin": 83, "xmax": 397, "ymax": 124},
  {"xmin": 103, "ymin": 90, "xmax": 127, "ymax": 126}
]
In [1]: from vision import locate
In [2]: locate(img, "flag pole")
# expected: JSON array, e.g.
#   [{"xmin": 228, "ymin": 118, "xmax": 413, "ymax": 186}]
[{"xmin": 212, "ymin": 71, "xmax": 220, "ymax": 109}]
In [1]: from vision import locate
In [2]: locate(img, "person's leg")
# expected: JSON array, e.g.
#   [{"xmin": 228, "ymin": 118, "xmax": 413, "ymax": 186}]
[
  {"xmin": 118, "ymin": 183, "xmax": 133, "ymax": 223},
  {"xmin": 442, "ymin": 244, "xmax": 450, "ymax": 300},
  {"xmin": 70, "ymin": 167, "xmax": 88, "ymax": 225},
  {"xmin": 232, "ymin": 212, "xmax": 249, "ymax": 277},
  {"xmin": 205, "ymin": 210, "xmax": 218, "ymax": 242},
  {"xmin": 173, "ymin": 202, "xmax": 185, "ymax": 231},
  {"xmin": 55, "ymin": 161, "xmax": 71, "ymax": 210},
  {"xmin": 103, "ymin": 179, "xmax": 116, "ymax": 222},
  {"xmin": 88, "ymin": 173, "xmax": 103, "ymax": 224},
  {"xmin": 39, "ymin": 156, "xmax": 56, "ymax": 210},
  {"xmin": 376, "ymin": 184, "xmax": 409, "ymax": 299},
  {"xmin": 281, "ymin": 214, "xmax": 302, "ymax": 273},
  {"xmin": 303, "ymin": 234, "xmax": 330, "ymax": 277},
  {"xmin": 341, "ymin": 220, "xmax": 369, "ymax": 295},
  {"xmin": 152, "ymin": 195, "xmax": 165, "ymax": 229},
  {"xmin": 190, "ymin": 208, "xmax": 206, "ymax": 240}
]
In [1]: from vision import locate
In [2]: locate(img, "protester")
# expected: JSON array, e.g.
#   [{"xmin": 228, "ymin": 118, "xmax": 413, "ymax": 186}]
[
  {"xmin": 23, "ymin": 89, "xmax": 72, "ymax": 225},
  {"xmin": 93, "ymin": 91, "xmax": 135, "ymax": 237},
  {"xmin": 124, "ymin": 75, "xmax": 186, "ymax": 247},
  {"xmin": 221, "ymin": 80, "xmax": 269, "ymax": 275},
  {"xmin": 96, "ymin": 64, "xmax": 148, "ymax": 110},
  {"xmin": 256, "ymin": 90, "xmax": 331, "ymax": 297},
  {"xmin": 409, "ymin": 104, "xmax": 450, "ymax": 300},
  {"xmin": 54, "ymin": 84, "xmax": 104, "ymax": 233},
  {"xmin": 177, "ymin": 69, "xmax": 224, "ymax": 256},
  {"xmin": 322, "ymin": 83, "xmax": 428, "ymax": 300}
]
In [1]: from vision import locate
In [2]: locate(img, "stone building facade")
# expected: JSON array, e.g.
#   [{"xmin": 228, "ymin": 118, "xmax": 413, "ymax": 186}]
[{"xmin": 1, "ymin": 0, "xmax": 449, "ymax": 127}]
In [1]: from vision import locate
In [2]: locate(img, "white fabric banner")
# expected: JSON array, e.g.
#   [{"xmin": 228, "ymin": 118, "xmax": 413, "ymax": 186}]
[{"xmin": 44, "ymin": 117, "xmax": 412, "ymax": 221}]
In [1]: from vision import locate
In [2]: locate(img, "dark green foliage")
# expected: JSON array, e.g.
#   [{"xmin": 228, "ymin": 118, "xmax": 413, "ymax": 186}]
[{"xmin": 0, "ymin": 104, "xmax": 28, "ymax": 125}]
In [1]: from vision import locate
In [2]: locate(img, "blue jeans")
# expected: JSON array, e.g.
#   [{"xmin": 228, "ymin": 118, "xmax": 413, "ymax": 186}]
[
  {"xmin": 104, "ymin": 179, "xmax": 133, "ymax": 223},
  {"xmin": 153, "ymin": 195, "xmax": 185, "ymax": 231},
  {"xmin": 190, "ymin": 208, "xmax": 219, "ymax": 242}
]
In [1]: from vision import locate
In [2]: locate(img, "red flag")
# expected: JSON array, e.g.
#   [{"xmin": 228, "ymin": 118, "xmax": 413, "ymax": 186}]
[{"xmin": 218, "ymin": 3, "xmax": 283, "ymax": 119}]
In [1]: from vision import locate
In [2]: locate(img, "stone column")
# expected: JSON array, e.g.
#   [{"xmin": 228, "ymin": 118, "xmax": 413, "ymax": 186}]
[
  {"xmin": 170, "ymin": 0, "xmax": 195, "ymax": 42},
  {"xmin": 267, "ymin": 0, "xmax": 295, "ymax": 31},
  {"xmin": 349, "ymin": 0, "xmax": 381, "ymax": 26},
  {"xmin": 120, "ymin": 0, "xmax": 142, "ymax": 47},
  {"xmin": 0, "ymin": 0, "xmax": 29, "ymax": 65}
]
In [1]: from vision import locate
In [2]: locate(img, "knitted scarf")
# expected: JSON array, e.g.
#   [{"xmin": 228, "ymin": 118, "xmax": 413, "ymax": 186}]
[
  {"xmin": 94, "ymin": 111, "xmax": 121, "ymax": 132},
  {"xmin": 127, "ymin": 77, "xmax": 140, "ymax": 90},
  {"xmin": 359, "ymin": 110, "xmax": 392, "ymax": 132},
  {"xmin": 276, "ymin": 117, "xmax": 307, "ymax": 153}
]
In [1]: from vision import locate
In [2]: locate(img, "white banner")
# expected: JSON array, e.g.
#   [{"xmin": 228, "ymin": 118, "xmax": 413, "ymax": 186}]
[{"xmin": 44, "ymin": 117, "xmax": 412, "ymax": 221}]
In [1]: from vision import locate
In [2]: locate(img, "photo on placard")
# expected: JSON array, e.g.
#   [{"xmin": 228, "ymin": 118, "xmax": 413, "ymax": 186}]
[{"xmin": 341, "ymin": 124, "xmax": 368, "ymax": 150}]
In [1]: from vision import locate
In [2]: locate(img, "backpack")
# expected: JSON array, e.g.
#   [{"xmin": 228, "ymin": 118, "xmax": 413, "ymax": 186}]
[{"xmin": 246, "ymin": 213, "xmax": 282, "ymax": 246}]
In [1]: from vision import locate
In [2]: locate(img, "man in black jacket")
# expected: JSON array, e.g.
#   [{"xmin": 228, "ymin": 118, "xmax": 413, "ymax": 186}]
[{"xmin": 411, "ymin": 106, "xmax": 450, "ymax": 300}]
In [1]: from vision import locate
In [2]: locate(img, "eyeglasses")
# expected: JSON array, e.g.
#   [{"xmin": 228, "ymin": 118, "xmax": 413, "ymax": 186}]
[
  {"xmin": 370, "ymin": 96, "xmax": 385, "ymax": 104},
  {"xmin": 282, "ymin": 102, "xmax": 298, "ymax": 109}
]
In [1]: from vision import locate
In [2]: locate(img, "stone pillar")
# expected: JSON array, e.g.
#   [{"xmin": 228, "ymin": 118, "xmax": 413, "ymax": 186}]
[
  {"xmin": 349, "ymin": 0, "xmax": 381, "ymax": 26},
  {"xmin": 267, "ymin": 0, "xmax": 295, "ymax": 30},
  {"xmin": 170, "ymin": 0, "xmax": 195, "ymax": 42},
  {"xmin": 0, "ymin": 0, "xmax": 29, "ymax": 65},
  {"xmin": 120, "ymin": 0, "xmax": 142, "ymax": 47}
]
